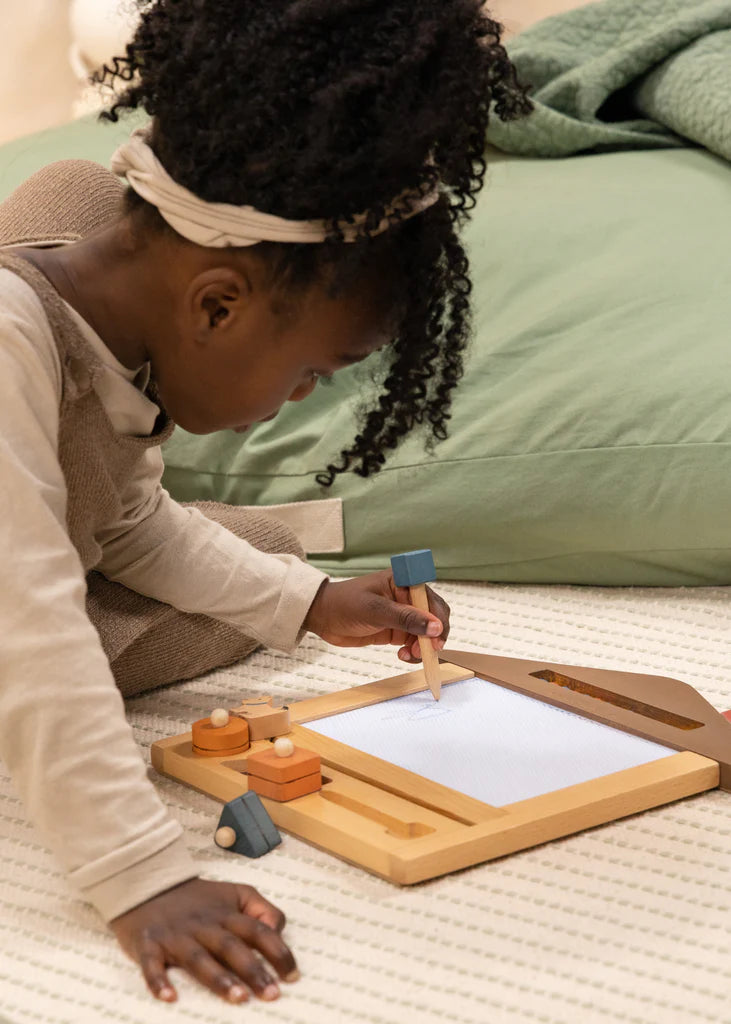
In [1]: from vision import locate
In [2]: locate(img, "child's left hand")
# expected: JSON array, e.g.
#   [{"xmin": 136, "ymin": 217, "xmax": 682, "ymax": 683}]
[{"xmin": 303, "ymin": 571, "xmax": 450, "ymax": 664}]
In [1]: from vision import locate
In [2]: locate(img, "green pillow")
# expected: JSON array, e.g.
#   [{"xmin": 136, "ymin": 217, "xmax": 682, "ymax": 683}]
[
  {"xmin": 162, "ymin": 148, "xmax": 731, "ymax": 584},
  {"xmin": 0, "ymin": 116, "xmax": 135, "ymax": 199},
  {"xmin": 2, "ymin": 121, "xmax": 730, "ymax": 584}
]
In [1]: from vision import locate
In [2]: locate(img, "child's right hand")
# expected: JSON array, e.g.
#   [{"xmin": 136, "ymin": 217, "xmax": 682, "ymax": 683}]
[{"xmin": 109, "ymin": 877, "xmax": 298, "ymax": 1003}]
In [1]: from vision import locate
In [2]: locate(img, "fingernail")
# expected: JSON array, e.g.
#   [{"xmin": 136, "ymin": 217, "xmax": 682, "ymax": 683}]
[
  {"xmin": 426, "ymin": 621, "xmax": 441, "ymax": 637},
  {"xmin": 285, "ymin": 969, "xmax": 301, "ymax": 983},
  {"xmin": 158, "ymin": 986, "xmax": 175, "ymax": 1002},
  {"xmin": 261, "ymin": 983, "xmax": 280, "ymax": 1001},
  {"xmin": 228, "ymin": 985, "xmax": 248, "ymax": 1003},
  {"xmin": 398, "ymin": 650, "xmax": 409, "ymax": 661}
]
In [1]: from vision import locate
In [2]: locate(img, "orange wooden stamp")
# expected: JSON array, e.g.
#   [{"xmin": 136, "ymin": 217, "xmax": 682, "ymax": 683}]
[
  {"xmin": 192, "ymin": 709, "xmax": 250, "ymax": 757},
  {"xmin": 246, "ymin": 737, "xmax": 321, "ymax": 801}
]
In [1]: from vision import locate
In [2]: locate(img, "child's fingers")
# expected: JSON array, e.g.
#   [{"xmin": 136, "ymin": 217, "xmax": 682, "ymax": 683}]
[
  {"xmin": 409, "ymin": 634, "xmax": 444, "ymax": 659},
  {"xmin": 393, "ymin": 581, "xmax": 449, "ymax": 643},
  {"xmin": 238, "ymin": 886, "xmax": 286, "ymax": 932},
  {"xmin": 425, "ymin": 586, "xmax": 450, "ymax": 641},
  {"xmin": 139, "ymin": 947, "xmax": 177, "ymax": 1002},
  {"xmin": 409, "ymin": 635, "xmax": 446, "ymax": 661},
  {"xmin": 197, "ymin": 923, "xmax": 281, "ymax": 1000},
  {"xmin": 391, "ymin": 585, "xmax": 440, "ymax": 643},
  {"xmin": 111, "ymin": 880, "xmax": 297, "ymax": 1005},
  {"xmin": 174, "ymin": 937, "xmax": 251, "ymax": 1003},
  {"xmin": 398, "ymin": 626, "xmax": 448, "ymax": 661},
  {"xmin": 399, "ymin": 635, "xmax": 446, "ymax": 663},
  {"xmin": 224, "ymin": 914, "xmax": 299, "ymax": 983},
  {"xmin": 390, "ymin": 628, "xmax": 410, "ymax": 648}
]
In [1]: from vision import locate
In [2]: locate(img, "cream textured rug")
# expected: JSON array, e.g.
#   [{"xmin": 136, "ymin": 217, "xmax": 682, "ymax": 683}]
[{"xmin": 2, "ymin": 580, "xmax": 731, "ymax": 1024}]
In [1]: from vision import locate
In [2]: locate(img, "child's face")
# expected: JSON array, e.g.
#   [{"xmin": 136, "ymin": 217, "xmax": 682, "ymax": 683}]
[{"xmin": 149, "ymin": 259, "xmax": 393, "ymax": 434}]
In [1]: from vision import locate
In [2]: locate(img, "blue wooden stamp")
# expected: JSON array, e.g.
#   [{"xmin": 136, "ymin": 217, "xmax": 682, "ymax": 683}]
[{"xmin": 214, "ymin": 791, "xmax": 282, "ymax": 858}]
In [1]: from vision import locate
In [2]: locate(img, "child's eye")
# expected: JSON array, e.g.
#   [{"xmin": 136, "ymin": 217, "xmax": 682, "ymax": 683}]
[{"xmin": 311, "ymin": 370, "xmax": 334, "ymax": 383}]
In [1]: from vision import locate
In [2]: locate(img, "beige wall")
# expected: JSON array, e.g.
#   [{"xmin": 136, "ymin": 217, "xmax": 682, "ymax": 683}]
[
  {"xmin": 1, "ymin": 0, "xmax": 77, "ymax": 145},
  {"xmin": 1, "ymin": 0, "xmax": 138, "ymax": 145},
  {"xmin": 492, "ymin": 0, "xmax": 592, "ymax": 38}
]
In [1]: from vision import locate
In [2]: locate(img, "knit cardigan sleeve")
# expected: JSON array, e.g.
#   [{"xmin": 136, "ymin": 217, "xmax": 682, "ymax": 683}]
[
  {"xmin": 0, "ymin": 272, "xmax": 198, "ymax": 920},
  {"xmin": 95, "ymin": 463, "xmax": 327, "ymax": 653}
]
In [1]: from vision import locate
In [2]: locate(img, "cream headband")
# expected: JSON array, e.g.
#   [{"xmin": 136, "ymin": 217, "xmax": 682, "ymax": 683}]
[{"xmin": 110, "ymin": 129, "xmax": 439, "ymax": 248}]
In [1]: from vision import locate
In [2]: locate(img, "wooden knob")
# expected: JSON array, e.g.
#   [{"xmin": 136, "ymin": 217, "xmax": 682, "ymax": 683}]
[
  {"xmin": 210, "ymin": 708, "xmax": 230, "ymax": 728},
  {"xmin": 214, "ymin": 826, "xmax": 237, "ymax": 848}
]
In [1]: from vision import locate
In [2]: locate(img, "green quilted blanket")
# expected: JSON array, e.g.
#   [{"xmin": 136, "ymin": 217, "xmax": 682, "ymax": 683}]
[{"xmin": 488, "ymin": 0, "xmax": 731, "ymax": 160}]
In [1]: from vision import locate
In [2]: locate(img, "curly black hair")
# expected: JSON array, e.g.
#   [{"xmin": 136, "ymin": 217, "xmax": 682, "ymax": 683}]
[{"xmin": 98, "ymin": 0, "xmax": 531, "ymax": 485}]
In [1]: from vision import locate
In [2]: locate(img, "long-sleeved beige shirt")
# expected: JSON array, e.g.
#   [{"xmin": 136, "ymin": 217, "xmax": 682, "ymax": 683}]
[{"xmin": 0, "ymin": 267, "xmax": 327, "ymax": 921}]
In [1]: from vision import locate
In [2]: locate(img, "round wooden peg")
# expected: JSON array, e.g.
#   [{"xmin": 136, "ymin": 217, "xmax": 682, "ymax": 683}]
[
  {"xmin": 273, "ymin": 737, "xmax": 295, "ymax": 758},
  {"xmin": 214, "ymin": 826, "xmax": 237, "ymax": 848}
]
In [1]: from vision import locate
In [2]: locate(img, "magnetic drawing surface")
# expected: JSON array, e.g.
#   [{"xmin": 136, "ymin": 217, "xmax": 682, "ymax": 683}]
[{"xmin": 305, "ymin": 676, "xmax": 676, "ymax": 805}]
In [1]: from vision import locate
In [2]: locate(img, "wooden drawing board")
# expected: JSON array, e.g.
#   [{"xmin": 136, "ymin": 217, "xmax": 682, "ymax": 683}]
[{"xmin": 151, "ymin": 651, "xmax": 731, "ymax": 884}]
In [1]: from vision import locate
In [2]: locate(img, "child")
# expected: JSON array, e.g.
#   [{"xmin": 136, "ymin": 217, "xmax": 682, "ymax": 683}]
[{"xmin": 0, "ymin": 0, "xmax": 529, "ymax": 1007}]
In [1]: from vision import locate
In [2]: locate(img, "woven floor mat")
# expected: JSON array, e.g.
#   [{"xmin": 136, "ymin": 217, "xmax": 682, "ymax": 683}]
[{"xmin": 2, "ymin": 581, "xmax": 731, "ymax": 1024}]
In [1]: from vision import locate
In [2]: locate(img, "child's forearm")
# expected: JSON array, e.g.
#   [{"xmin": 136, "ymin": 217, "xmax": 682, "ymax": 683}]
[
  {"xmin": 0, "ymin": 538, "xmax": 198, "ymax": 919},
  {"xmin": 97, "ymin": 490, "xmax": 327, "ymax": 651},
  {"xmin": 1, "ymin": 564, "xmax": 198, "ymax": 920}
]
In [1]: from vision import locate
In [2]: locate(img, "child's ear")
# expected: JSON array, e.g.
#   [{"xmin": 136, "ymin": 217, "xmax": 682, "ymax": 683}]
[
  {"xmin": 201, "ymin": 292, "xmax": 233, "ymax": 329},
  {"xmin": 189, "ymin": 267, "xmax": 250, "ymax": 343}
]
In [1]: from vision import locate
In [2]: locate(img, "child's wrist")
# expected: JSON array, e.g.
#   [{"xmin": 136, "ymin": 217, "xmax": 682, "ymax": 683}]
[{"xmin": 302, "ymin": 578, "xmax": 332, "ymax": 636}]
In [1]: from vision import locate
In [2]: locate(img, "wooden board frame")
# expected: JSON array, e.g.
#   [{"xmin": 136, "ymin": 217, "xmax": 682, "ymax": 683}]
[{"xmin": 151, "ymin": 652, "xmax": 730, "ymax": 884}]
